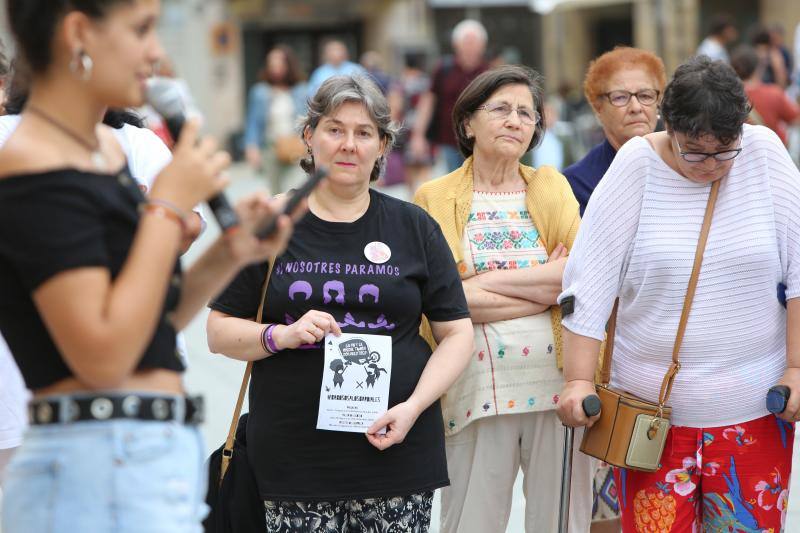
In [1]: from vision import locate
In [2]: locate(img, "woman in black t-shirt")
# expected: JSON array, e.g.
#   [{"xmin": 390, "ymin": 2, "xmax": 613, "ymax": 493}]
[
  {"xmin": 0, "ymin": 2, "xmax": 295, "ymax": 532},
  {"xmin": 207, "ymin": 75, "xmax": 473, "ymax": 532}
]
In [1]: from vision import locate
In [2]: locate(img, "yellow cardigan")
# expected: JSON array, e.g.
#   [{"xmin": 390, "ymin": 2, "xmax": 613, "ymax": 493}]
[{"xmin": 413, "ymin": 156, "xmax": 581, "ymax": 368}]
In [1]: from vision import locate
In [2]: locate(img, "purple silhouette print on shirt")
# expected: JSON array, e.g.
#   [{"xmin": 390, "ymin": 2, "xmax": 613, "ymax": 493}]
[
  {"xmin": 359, "ymin": 284, "xmax": 379, "ymax": 303},
  {"xmin": 288, "ymin": 280, "xmax": 312, "ymax": 301},
  {"xmin": 368, "ymin": 314, "xmax": 395, "ymax": 330},
  {"xmin": 282, "ymin": 279, "xmax": 396, "ymax": 335},
  {"xmin": 323, "ymin": 280, "xmax": 346, "ymax": 305}
]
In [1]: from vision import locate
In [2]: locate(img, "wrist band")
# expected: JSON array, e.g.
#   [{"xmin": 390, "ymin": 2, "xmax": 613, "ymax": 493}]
[
  {"xmin": 141, "ymin": 200, "xmax": 188, "ymax": 236},
  {"xmin": 266, "ymin": 324, "xmax": 280, "ymax": 353},
  {"xmin": 149, "ymin": 198, "xmax": 190, "ymax": 221},
  {"xmin": 260, "ymin": 324, "xmax": 272, "ymax": 354}
]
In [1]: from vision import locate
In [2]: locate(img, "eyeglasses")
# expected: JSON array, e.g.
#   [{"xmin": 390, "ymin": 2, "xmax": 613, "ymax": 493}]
[
  {"xmin": 476, "ymin": 102, "xmax": 539, "ymax": 126},
  {"xmin": 601, "ymin": 89, "xmax": 660, "ymax": 107},
  {"xmin": 673, "ymin": 135, "xmax": 742, "ymax": 163}
]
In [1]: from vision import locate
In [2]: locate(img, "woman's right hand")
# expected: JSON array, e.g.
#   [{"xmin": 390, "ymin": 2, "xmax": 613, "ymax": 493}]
[
  {"xmin": 557, "ymin": 379, "xmax": 600, "ymax": 427},
  {"xmin": 272, "ymin": 310, "xmax": 342, "ymax": 350},
  {"xmin": 149, "ymin": 118, "xmax": 231, "ymax": 212}
]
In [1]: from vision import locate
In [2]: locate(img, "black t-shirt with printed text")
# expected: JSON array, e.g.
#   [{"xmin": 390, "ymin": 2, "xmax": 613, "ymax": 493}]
[{"xmin": 210, "ymin": 189, "xmax": 469, "ymax": 501}]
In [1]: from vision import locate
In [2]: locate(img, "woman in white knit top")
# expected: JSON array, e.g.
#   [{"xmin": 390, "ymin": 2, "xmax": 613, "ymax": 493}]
[{"xmin": 557, "ymin": 56, "xmax": 800, "ymax": 531}]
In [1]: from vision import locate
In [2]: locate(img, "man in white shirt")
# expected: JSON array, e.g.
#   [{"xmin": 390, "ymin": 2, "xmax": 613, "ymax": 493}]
[{"xmin": 697, "ymin": 14, "xmax": 738, "ymax": 63}]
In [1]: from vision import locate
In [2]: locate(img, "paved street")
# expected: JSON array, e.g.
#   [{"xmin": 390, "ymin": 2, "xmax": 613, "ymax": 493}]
[{"xmin": 183, "ymin": 162, "xmax": 800, "ymax": 533}]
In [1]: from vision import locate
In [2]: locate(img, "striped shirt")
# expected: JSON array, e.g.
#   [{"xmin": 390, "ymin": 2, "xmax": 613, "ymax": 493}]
[{"xmin": 560, "ymin": 125, "xmax": 800, "ymax": 427}]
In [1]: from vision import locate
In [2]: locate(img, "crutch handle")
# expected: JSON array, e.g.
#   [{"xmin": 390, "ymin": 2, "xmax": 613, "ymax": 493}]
[
  {"xmin": 582, "ymin": 394, "xmax": 601, "ymax": 417},
  {"xmin": 767, "ymin": 385, "xmax": 790, "ymax": 414},
  {"xmin": 559, "ymin": 394, "xmax": 602, "ymax": 533}
]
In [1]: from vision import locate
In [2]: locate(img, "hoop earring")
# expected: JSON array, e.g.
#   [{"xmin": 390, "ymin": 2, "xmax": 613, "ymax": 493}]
[{"xmin": 69, "ymin": 50, "xmax": 93, "ymax": 82}]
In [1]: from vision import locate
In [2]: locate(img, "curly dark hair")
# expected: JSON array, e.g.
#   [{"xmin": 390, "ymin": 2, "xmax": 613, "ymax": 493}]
[
  {"xmin": 452, "ymin": 64, "xmax": 545, "ymax": 158},
  {"xmin": 660, "ymin": 56, "xmax": 749, "ymax": 146}
]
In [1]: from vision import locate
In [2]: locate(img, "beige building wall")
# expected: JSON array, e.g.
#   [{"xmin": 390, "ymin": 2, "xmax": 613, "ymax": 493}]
[
  {"xmin": 543, "ymin": 8, "xmax": 593, "ymax": 93},
  {"xmin": 159, "ymin": 0, "xmax": 244, "ymax": 139},
  {"xmin": 541, "ymin": 0, "xmax": 782, "ymax": 95},
  {"xmin": 363, "ymin": 0, "xmax": 436, "ymax": 74},
  {"xmin": 634, "ymin": 0, "xmax": 699, "ymax": 72}
]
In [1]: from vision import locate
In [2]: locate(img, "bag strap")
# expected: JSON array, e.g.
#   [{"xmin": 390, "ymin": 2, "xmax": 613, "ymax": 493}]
[
  {"xmin": 599, "ymin": 300, "xmax": 618, "ymax": 385},
  {"xmin": 219, "ymin": 258, "xmax": 276, "ymax": 484},
  {"xmin": 600, "ymin": 179, "xmax": 721, "ymax": 409}
]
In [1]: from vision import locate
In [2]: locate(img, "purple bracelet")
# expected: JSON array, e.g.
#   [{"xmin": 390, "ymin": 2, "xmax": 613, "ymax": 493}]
[
  {"xmin": 265, "ymin": 324, "xmax": 280, "ymax": 353},
  {"xmin": 260, "ymin": 325, "xmax": 271, "ymax": 354}
]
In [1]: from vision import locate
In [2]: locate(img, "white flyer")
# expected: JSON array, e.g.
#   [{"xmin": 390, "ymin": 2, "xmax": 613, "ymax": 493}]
[{"xmin": 317, "ymin": 332, "xmax": 392, "ymax": 433}]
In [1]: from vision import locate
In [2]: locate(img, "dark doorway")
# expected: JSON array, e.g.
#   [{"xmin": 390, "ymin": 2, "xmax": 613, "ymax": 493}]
[{"xmin": 592, "ymin": 12, "xmax": 633, "ymax": 57}]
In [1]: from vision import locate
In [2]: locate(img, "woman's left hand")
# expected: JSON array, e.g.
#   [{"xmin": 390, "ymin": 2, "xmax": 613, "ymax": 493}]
[
  {"xmin": 365, "ymin": 401, "xmax": 422, "ymax": 451},
  {"xmin": 224, "ymin": 192, "xmax": 303, "ymax": 266},
  {"xmin": 777, "ymin": 367, "xmax": 800, "ymax": 422}
]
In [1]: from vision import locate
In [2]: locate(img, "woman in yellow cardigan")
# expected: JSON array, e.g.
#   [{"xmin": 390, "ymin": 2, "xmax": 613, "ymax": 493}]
[{"xmin": 414, "ymin": 65, "xmax": 592, "ymax": 533}]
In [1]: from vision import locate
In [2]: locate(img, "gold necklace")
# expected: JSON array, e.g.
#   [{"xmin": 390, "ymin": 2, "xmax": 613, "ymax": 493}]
[{"xmin": 26, "ymin": 106, "xmax": 108, "ymax": 170}]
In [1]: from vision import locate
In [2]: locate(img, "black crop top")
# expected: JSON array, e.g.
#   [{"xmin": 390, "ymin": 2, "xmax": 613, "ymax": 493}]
[{"xmin": 0, "ymin": 166, "xmax": 184, "ymax": 390}]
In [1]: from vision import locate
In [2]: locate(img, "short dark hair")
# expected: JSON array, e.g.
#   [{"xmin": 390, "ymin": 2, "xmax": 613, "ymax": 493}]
[
  {"xmin": 7, "ymin": 0, "xmax": 132, "ymax": 73},
  {"xmin": 708, "ymin": 14, "xmax": 735, "ymax": 37},
  {"xmin": 751, "ymin": 26, "xmax": 772, "ymax": 46},
  {"xmin": 730, "ymin": 45, "xmax": 759, "ymax": 80},
  {"xmin": 452, "ymin": 64, "xmax": 545, "ymax": 158},
  {"xmin": 660, "ymin": 56, "xmax": 749, "ymax": 146}
]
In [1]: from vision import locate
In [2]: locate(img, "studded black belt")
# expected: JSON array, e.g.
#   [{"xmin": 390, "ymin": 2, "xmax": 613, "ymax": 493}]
[{"xmin": 28, "ymin": 394, "xmax": 204, "ymax": 425}]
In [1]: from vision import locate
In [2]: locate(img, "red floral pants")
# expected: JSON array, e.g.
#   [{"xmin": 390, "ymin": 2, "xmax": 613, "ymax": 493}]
[{"xmin": 613, "ymin": 414, "xmax": 794, "ymax": 532}]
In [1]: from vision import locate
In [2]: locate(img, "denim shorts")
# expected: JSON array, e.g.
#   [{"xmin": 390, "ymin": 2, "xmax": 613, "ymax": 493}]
[{"xmin": 1, "ymin": 418, "xmax": 208, "ymax": 533}]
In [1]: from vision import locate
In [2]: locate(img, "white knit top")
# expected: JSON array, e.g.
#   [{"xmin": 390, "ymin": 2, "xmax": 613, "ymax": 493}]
[{"xmin": 560, "ymin": 125, "xmax": 800, "ymax": 427}]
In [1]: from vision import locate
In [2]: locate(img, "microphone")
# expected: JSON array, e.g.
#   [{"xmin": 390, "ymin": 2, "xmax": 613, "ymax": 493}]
[{"xmin": 145, "ymin": 77, "xmax": 239, "ymax": 232}]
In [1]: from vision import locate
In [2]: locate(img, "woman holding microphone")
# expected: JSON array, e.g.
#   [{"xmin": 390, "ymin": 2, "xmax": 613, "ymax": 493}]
[{"xmin": 0, "ymin": 1, "xmax": 295, "ymax": 531}]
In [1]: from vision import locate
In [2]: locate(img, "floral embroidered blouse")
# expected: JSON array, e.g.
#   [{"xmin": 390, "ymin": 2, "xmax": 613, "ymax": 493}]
[{"xmin": 442, "ymin": 191, "xmax": 563, "ymax": 436}]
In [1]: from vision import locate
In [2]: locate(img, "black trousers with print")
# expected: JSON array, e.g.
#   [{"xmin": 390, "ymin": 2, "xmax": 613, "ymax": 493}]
[{"xmin": 263, "ymin": 491, "xmax": 434, "ymax": 533}]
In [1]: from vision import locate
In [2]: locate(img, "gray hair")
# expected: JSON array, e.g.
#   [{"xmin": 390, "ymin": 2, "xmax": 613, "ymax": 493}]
[
  {"xmin": 299, "ymin": 75, "xmax": 398, "ymax": 182},
  {"xmin": 452, "ymin": 19, "xmax": 488, "ymax": 45}
]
